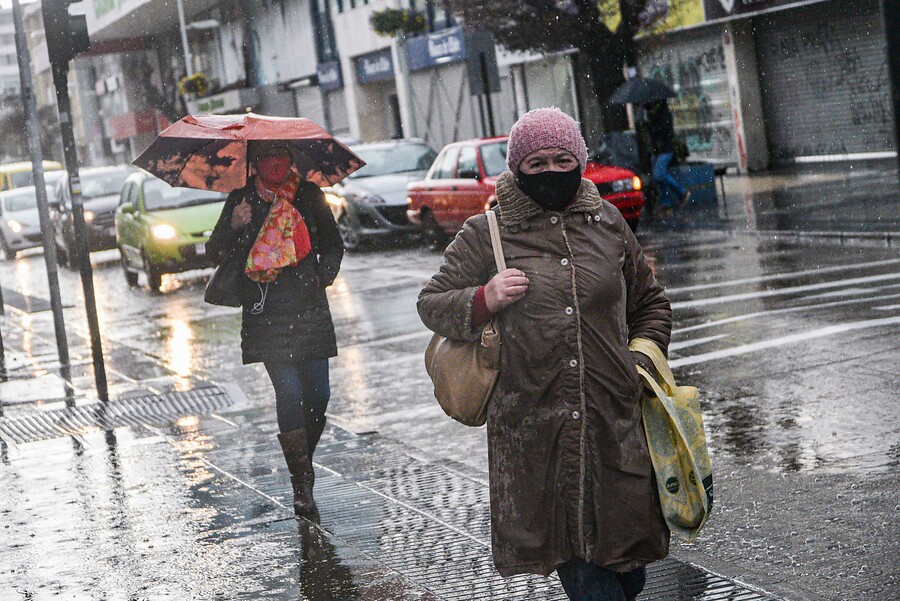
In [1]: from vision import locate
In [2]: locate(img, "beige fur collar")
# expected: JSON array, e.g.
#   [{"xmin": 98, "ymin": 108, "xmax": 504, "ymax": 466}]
[{"xmin": 494, "ymin": 171, "xmax": 604, "ymax": 226}]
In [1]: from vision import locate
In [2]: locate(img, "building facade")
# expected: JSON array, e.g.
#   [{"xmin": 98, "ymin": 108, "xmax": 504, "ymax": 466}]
[
  {"xmin": 57, "ymin": 0, "xmax": 894, "ymax": 170},
  {"xmin": 637, "ymin": 0, "xmax": 896, "ymax": 170}
]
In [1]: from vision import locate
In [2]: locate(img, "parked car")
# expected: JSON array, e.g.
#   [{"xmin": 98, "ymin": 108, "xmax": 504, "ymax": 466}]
[
  {"xmin": 323, "ymin": 139, "xmax": 437, "ymax": 251},
  {"xmin": 0, "ymin": 184, "xmax": 55, "ymax": 257},
  {"xmin": 115, "ymin": 171, "xmax": 227, "ymax": 290},
  {"xmin": 51, "ymin": 165, "xmax": 138, "ymax": 267},
  {"xmin": 0, "ymin": 161, "xmax": 64, "ymax": 191},
  {"xmin": 407, "ymin": 136, "xmax": 645, "ymax": 246}
]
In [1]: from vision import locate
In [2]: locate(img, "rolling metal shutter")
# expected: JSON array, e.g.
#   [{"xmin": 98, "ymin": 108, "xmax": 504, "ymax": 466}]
[{"xmin": 754, "ymin": 0, "xmax": 895, "ymax": 161}]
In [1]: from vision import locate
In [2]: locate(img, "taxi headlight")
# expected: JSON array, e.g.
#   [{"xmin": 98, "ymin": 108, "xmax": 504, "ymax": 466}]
[
  {"xmin": 7, "ymin": 220, "xmax": 22, "ymax": 233},
  {"xmin": 83, "ymin": 210, "xmax": 95, "ymax": 222},
  {"xmin": 152, "ymin": 224, "xmax": 177, "ymax": 240}
]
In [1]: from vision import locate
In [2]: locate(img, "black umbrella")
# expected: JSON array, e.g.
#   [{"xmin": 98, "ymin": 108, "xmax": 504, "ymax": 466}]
[{"xmin": 609, "ymin": 77, "xmax": 676, "ymax": 105}]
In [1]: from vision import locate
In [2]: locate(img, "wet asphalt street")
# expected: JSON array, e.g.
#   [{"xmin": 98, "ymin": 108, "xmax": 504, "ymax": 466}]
[{"xmin": 0, "ymin": 164, "xmax": 898, "ymax": 600}]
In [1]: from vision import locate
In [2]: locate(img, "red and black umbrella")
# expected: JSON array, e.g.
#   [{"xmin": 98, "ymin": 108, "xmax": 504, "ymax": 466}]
[{"xmin": 132, "ymin": 113, "xmax": 365, "ymax": 192}]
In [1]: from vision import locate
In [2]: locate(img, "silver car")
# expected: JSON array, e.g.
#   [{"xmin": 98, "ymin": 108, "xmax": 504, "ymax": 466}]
[
  {"xmin": 0, "ymin": 184, "xmax": 56, "ymax": 258},
  {"xmin": 325, "ymin": 140, "xmax": 437, "ymax": 251}
]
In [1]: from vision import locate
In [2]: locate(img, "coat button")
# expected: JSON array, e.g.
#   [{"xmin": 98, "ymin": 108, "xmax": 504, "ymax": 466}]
[
  {"xmin": 565, "ymin": 307, "xmax": 574, "ymax": 315},
  {"xmin": 594, "ymin": 214, "xmax": 601, "ymax": 221},
  {"xmin": 569, "ymin": 359, "xmax": 578, "ymax": 368},
  {"xmin": 550, "ymin": 216, "xmax": 559, "ymax": 224},
  {"xmin": 572, "ymin": 410, "xmax": 581, "ymax": 420},
  {"xmin": 560, "ymin": 258, "xmax": 569, "ymax": 266}
]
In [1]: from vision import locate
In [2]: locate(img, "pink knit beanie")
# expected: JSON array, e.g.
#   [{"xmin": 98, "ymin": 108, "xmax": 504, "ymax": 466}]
[{"xmin": 506, "ymin": 108, "xmax": 588, "ymax": 176}]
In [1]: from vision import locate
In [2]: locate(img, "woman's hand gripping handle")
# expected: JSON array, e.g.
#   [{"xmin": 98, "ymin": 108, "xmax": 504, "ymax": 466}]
[{"xmin": 483, "ymin": 268, "xmax": 529, "ymax": 313}]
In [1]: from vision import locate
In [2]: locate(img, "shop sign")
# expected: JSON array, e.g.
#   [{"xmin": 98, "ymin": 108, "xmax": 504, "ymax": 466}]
[
  {"xmin": 93, "ymin": 0, "xmax": 122, "ymax": 19},
  {"xmin": 186, "ymin": 88, "xmax": 260, "ymax": 115},
  {"xmin": 602, "ymin": 0, "xmax": 704, "ymax": 33},
  {"xmin": 355, "ymin": 48, "xmax": 394, "ymax": 84},
  {"xmin": 703, "ymin": 0, "xmax": 827, "ymax": 20},
  {"xmin": 317, "ymin": 61, "xmax": 343, "ymax": 91},
  {"xmin": 407, "ymin": 26, "xmax": 467, "ymax": 72}
]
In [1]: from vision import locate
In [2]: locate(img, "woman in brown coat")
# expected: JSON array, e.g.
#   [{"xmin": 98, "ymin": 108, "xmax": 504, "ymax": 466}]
[{"xmin": 418, "ymin": 108, "xmax": 672, "ymax": 601}]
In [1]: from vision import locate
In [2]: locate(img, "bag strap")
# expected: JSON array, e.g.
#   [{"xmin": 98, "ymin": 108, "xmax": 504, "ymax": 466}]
[{"xmin": 486, "ymin": 210, "xmax": 506, "ymax": 272}]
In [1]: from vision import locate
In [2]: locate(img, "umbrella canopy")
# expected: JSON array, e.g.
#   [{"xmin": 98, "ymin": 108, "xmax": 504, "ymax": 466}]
[
  {"xmin": 609, "ymin": 77, "xmax": 676, "ymax": 105},
  {"xmin": 133, "ymin": 113, "xmax": 365, "ymax": 192}
]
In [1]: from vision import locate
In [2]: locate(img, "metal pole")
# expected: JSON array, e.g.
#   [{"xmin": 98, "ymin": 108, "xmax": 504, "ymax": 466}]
[
  {"xmin": 881, "ymin": 0, "xmax": 900, "ymax": 181},
  {"xmin": 393, "ymin": 30, "xmax": 417, "ymax": 139},
  {"xmin": 11, "ymin": 0, "xmax": 74, "ymax": 400},
  {"xmin": 176, "ymin": 0, "xmax": 193, "ymax": 76},
  {"xmin": 50, "ymin": 60, "xmax": 108, "ymax": 403},
  {"xmin": 479, "ymin": 52, "xmax": 496, "ymax": 137}
]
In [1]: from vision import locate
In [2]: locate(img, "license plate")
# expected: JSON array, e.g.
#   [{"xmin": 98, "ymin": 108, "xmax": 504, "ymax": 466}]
[{"xmin": 195, "ymin": 243, "xmax": 206, "ymax": 255}]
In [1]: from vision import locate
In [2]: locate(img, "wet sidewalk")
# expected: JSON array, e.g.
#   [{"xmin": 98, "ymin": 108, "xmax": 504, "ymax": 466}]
[
  {"xmin": 647, "ymin": 159, "xmax": 899, "ymax": 243},
  {"xmin": 1, "ymin": 378, "xmax": 782, "ymax": 600}
]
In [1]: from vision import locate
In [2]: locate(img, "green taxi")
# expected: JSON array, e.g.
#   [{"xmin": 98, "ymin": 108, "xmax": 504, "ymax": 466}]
[{"xmin": 116, "ymin": 171, "xmax": 227, "ymax": 290}]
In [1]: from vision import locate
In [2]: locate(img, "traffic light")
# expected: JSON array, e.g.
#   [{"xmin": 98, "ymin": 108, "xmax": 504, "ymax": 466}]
[{"xmin": 42, "ymin": 0, "xmax": 90, "ymax": 67}]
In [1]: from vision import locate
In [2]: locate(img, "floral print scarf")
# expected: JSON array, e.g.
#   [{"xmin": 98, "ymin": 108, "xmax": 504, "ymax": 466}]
[{"xmin": 245, "ymin": 171, "xmax": 312, "ymax": 283}]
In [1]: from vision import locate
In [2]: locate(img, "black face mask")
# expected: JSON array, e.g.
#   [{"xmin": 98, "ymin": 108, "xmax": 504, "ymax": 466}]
[{"xmin": 516, "ymin": 167, "xmax": 582, "ymax": 211}]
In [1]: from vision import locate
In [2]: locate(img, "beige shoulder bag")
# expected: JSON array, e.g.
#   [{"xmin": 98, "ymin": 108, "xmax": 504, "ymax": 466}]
[{"xmin": 424, "ymin": 210, "xmax": 505, "ymax": 427}]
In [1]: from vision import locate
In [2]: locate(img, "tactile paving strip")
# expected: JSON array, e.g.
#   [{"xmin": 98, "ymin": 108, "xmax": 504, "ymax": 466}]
[
  {"xmin": 305, "ymin": 430, "xmax": 782, "ymax": 601},
  {"xmin": 0, "ymin": 386, "xmax": 232, "ymax": 444}
]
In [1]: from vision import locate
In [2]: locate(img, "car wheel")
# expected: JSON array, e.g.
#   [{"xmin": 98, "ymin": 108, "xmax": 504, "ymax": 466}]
[
  {"xmin": 421, "ymin": 211, "xmax": 448, "ymax": 252},
  {"xmin": 55, "ymin": 242, "xmax": 69, "ymax": 267},
  {"xmin": 142, "ymin": 251, "xmax": 162, "ymax": 291},
  {"xmin": 0, "ymin": 234, "xmax": 14, "ymax": 260},
  {"xmin": 626, "ymin": 218, "xmax": 639, "ymax": 233},
  {"xmin": 338, "ymin": 213, "xmax": 365, "ymax": 252},
  {"xmin": 61, "ymin": 238, "xmax": 79, "ymax": 270},
  {"xmin": 120, "ymin": 248, "xmax": 138, "ymax": 287}
]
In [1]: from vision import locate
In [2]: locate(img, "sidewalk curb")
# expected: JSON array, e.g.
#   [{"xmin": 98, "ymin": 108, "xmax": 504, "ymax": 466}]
[{"xmin": 747, "ymin": 229, "xmax": 896, "ymax": 247}]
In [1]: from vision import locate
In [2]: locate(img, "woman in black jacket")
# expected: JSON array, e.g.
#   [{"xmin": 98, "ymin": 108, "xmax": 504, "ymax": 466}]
[{"xmin": 206, "ymin": 143, "xmax": 344, "ymax": 519}]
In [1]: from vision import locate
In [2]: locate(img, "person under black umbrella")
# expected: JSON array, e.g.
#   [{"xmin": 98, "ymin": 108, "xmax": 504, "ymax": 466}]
[{"xmin": 644, "ymin": 100, "xmax": 690, "ymax": 215}]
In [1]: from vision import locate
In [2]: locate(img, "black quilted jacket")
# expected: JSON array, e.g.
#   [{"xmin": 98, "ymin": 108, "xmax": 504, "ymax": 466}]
[{"xmin": 206, "ymin": 177, "xmax": 343, "ymax": 364}]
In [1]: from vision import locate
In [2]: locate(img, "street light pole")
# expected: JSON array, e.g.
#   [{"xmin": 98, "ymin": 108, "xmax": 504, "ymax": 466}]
[
  {"xmin": 11, "ymin": 0, "xmax": 74, "ymax": 402},
  {"xmin": 176, "ymin": 0, "xmax": 193, "ymax": 76},
  {"xmin": 41, "ymin": 0, "xmax": 108, "ymax": 402}
]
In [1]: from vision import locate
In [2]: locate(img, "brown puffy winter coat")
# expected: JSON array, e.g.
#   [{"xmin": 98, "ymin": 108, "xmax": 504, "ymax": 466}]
[{"xmin": 418, "ymin": 171, "xmax": 672, "ymax": 577}]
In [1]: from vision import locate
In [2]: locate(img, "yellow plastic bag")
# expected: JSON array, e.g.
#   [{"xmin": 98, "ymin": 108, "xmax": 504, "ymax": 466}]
[{"xmin": 630, "ymin": 338, "xmax": 713, "ymax": 541}]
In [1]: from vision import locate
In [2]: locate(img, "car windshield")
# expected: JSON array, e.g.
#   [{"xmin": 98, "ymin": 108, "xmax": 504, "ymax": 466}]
[
  {"xmin": 3, "ymin": 186, "xmax": 55, "ymax": 212},
  {"xmin": 81, "ymin": 171, "xmax": 133, "ymax": 199},
  {"xmin": 143, "ymin": 179, "xmax": 226, "ymax": 211},
  {"xmin": 480, "ymin": 141, "xmax": 508, "ymax": 177},
  {"xmin": 44, "ymin": 171, "xmax": 66, "ymax": 187},
  {"xmin": 10, "ymin": 171, "xmax": 37, "ymax": 188},
  {"xmin": 348, "ymin": 143, "xmax": 437, "ymax": 178},
  {"xmin": 8, "ymin": 170, "xmax": 65, "ymax": 190}
]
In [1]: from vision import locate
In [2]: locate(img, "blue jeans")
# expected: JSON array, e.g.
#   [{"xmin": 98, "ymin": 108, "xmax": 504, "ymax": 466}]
[
  {"xmin": 652, "ymin": 152, "xmax": 687, "ymax": 207},
  {"xmin": 557, "ymin": 559, "xmax": 646, "ymax": 601},
  {"xmin": 264, "ymin": 358, "xmax": 330, "ymax": 453}
]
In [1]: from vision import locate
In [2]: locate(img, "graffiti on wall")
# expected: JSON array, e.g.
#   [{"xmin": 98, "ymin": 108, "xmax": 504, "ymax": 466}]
[
  {"xmin": 760, "ymin": 17, "xmax": 894, "ymax": 159},
  {"xmin": 644, "ymin": 38, "xmax": 734, "ymax": 162}
]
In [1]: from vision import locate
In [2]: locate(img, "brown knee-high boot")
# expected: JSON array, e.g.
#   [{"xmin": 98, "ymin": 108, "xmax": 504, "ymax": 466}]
[{"xmin": 277, "ymin": 428, "xmax": 317, "ymax": 518}]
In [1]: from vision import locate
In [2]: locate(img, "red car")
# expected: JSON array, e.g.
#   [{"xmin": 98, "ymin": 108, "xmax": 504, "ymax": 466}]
[{"xmin": 407, "ymin": 136, "xmax": 644, "ymax": 246}]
